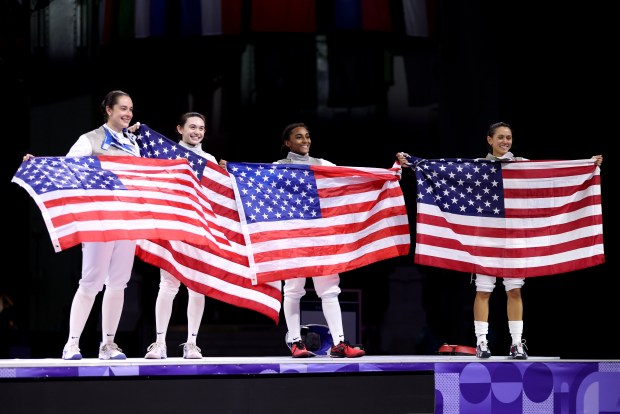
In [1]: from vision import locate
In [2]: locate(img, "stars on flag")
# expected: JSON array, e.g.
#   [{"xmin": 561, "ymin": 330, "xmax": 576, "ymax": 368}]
[
  {"xmin": 412, "ymin": 158, "xmax": 506, "ymax": 217},
  {"xmin": 227, "ymin": 163, "xmax": 322, "ymax": 223},
  {"xmin": 13, "ymin": 156, "xmax": 126, "ymax": 194}
]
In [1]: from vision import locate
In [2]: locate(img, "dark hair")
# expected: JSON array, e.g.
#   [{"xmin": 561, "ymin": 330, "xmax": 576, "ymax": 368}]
[
  {"xmin": 100, "ymin": 90, "xmax": 130, "ymax": 122},
  {"xmin": 281, "ymin": 122, "xmax": 308, "ymax": 152},
  {"xmin": 178, "ymin": 112, "xmax": 206, "ymax": 129},
  {"xmin": 487, "ymin": 121, "xmax": 511, "ymax": 137}
]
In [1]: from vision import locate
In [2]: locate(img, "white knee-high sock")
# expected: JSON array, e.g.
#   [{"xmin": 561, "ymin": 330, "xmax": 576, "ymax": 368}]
[
  {"xmin": 474, "ymin": 321, "xmax": 489, "ymax": 345},
  {"xmin": 67, "ymin": 287, "xmax": 97, "ymax": 345},
  {"xmin": 186, "ymin": 294, "xmax": 205, "ymax": 344},
  {"xmin": 101, "ymin": 288, "xmax": 124, "ymax": 345},
  {"xmin": 508, "ymin": 320, "xmax": 523, "ymax": 345},
  {"xmin": 283, "ymin": 298, "xmax": 302, "ymax": 343},
  {"xmin": 154, "ymin": 293, "xmax": 174, "ymax": 344},
  {"xmin": 322, "ymin": 299, "xmax": 344, "ymax": 345}
]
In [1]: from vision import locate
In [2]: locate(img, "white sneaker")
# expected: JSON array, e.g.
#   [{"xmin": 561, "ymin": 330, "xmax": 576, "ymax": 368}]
[
  {"xmin": 182, "ymin": 342, "xmax": 203, "ymax": 359},
  {"xmin": 62, "ymin": 343, "xmax": 82, "ymax": 360},
  {"xmin": 145, "ymin": 342, "xmax": 167, "ymax": 359},
  {"xmin": 99, "ymin": 343, "xmax": 126, "ymax": 360}
]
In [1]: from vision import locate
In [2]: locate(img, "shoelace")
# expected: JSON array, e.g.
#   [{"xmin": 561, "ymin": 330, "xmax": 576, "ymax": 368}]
[
  {"xmin": 183, "ymin": 343, "xmax": 201, "ymax": 353},
  {"xmin": 516, "ymin": 340, "xmax": 527, "ymax": 352},
  {"xmin": 102, "ymin": 343, "xmax": 122, "ymax": 352}
]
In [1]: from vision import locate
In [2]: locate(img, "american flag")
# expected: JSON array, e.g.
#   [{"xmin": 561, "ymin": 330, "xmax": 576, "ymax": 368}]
[
  {"xmin": 134, "ymin": 124, "xmax": 282, "ymax": 322},
  {"xmin": 226, "ymin": 161, "xmax": 411, "ymax": 284},
  {"xmin": 405, "ymin": 156, "xmax": 604, "ymax": 277},
  {"xmin": 11, "ymin": 156, "xmax": 237, "ymax": 251},
  {"xmin": 12, "ymin": 125, "xmax": 282, "ymax": 323}
]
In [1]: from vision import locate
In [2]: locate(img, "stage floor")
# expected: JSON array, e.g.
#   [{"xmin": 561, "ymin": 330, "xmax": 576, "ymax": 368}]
[
  {"xmin": 0, "ymin": 354, "xmax": 562, "ymax": 370},
  {"xmin": 1, "ymin": 355, "xmax": 619, "ymax": 414}
]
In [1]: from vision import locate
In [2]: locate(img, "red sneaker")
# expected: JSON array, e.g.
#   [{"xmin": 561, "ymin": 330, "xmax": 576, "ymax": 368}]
[
  {"xmin": 291, "ymin": 341, "xmax": 314, "ymax": 358},
  {"xmin": 330, "ymin": 341, "xmax": 366, "ymax": 358}
]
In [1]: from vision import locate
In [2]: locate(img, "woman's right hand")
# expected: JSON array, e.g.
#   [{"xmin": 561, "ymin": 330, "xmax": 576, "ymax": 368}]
[
  {"xmin": 396, "ymin": 152, "xmax": 411, "ymax": 167},
  {"xmin": 23, "ymin": 154, "xmax": 35, "ymax": 162},
  {"xmin": 127, "ymin": 122, "xmax": 141, "ymax": 133}
]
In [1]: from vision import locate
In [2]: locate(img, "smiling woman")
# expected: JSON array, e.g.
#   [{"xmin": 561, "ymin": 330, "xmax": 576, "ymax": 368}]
[
  {"xmin": 275, "ymin": 122, "xmax": 366, "ymax": 359},
  {"xmin": 21, "ymin": 90, "xmax": 142, "ymax": 361}
]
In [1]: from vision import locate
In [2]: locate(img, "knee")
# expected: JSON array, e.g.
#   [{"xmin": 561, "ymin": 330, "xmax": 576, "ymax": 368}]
[
  {"xmin": 187, "ymin": 288, "xmax": 203, "ymax": 299},
  {"xmin": 77, "ymin": 285, "xmax": 99, "ymax": 299},
  {"xmin": 159, "ymin": 283, "xmax": 179, "ymax": 299},
  {"xmin": 283, "ymin": 279, "xmax": 306, "ymax": 300},
  {"xmin": 320, "ymin": 294, "xmax": 339, "ymax": 303},
  {"xmin": 78, "ymin": 275, "xmax": 106, "ymax": 294},
  {"xmin": 159, "ymin": 274, "xmax": 180, "ymax": 298},
  {"xmin": 506, "ymin": 288, "xmax": 522, "ymax": 300},
  {"xmin": 283, "ymin": 289, "xmax": 305, "ymax": 301},
  {"xmin": 104, "ymin": 284, "xmax": 126, "ymax": 293}
]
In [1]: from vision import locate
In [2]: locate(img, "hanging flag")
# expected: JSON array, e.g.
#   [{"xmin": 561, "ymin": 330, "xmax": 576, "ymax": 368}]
[
  {"xmin": 250, "ymin": 0, "xmax": 316, "ymax": 33},
  {"xmin": 404, "ymin": 156, "xmax": 604, "ymax": 277}
]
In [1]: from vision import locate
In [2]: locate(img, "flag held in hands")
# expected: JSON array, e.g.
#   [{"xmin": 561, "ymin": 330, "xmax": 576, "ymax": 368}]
[
  {"xmin": 11, "ymin": 126, "xmax": 283, "ymax": 323},
  {"xmin": 226, "ymin": 161, "xmax": 411, "ymax": 284},
  {"xmin": 11, "ymin": 155, "xmax": 228, "ymax": 252},
  {"xmin": 11, "ymin": 124, "xmax": 411, "ymax": 322},
  {"xmin": 404, "ymin": 156, "xmax": 604, "ymax": 277}
]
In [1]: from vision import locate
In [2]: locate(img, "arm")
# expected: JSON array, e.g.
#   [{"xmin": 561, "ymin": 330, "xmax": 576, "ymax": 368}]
[{"xmin": 66, "ymin": 135, "xmax": 93, "ymax": 157}]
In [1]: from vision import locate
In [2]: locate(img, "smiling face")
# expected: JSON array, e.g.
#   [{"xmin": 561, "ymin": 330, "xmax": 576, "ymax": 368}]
[
  {"xmin": 177, "ymin": 116, "xmax": 206, "ymax": 146},
  {"xmin": 284, "ymin": 126, "xmax": 311, "ymax": 156},
  {"xmin": 105, "ymin": 95, "xmax": 133, "ymax": 132},
  {"xmin": 487, "ymin": 126, "xmax": 513, "ymax": 157}
]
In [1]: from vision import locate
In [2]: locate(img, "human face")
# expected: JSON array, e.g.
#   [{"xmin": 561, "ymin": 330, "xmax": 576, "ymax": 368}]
[
  {"xmin": 177, "ymin": 116, "xmax": 206, "ymax": 146},
  {"xmin": 487, "ymin": 126, "xmax": 512, "ymax": 157},
  {"xmin": 106, "ymin": 95, "xmax": 133, "ymax": 132},
  {"xmin": 284, "ymin": 127, "xmax": 311, "ymax": 156}
]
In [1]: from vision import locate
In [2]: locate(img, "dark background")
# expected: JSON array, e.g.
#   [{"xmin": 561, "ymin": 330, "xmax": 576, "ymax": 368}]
[{"xmin": 1, "ymin": 1, "xmax": 616, "ymax": 360}]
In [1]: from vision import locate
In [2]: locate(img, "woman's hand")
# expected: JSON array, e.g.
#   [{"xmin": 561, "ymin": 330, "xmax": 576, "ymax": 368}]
[
  {"xmin": 591, "ymin": 154, "xmax": 603, "ymax": 166},
  {"xmin": 396, "ymin": 152, "xmax": 411, "ymax": 167},
  {"xmin": 127, "ymin": 122, "xmax": 141, "ymax": 133}
]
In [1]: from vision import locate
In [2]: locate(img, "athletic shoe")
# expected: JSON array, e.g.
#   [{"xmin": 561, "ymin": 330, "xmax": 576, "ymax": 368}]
[
  {"xmin": 290, "ymin": 341, "xmax": 314, "ymax": 358},
  {"xmin": 99, "ymin": 343, "xmax": 126, "ymax": 360},
  {"xmin": 330, "ymin": 341, "xmax": 366, "ymax": 358},
  {"xmin": 62, "ymin": 343, "xmax": 82, "ymax": 360},
  {"xmin": 476, "ymin": 341, "xmax": 492, "ymax": 358},
  {"xmin": 144, "ymin": 342, "xmax": 167, "ymax": 359},
  {"xmin": 510, "ymin": 340, "xmax": 528, "ymax": 360},
  {"xmin": 182, "ymin": 342, "xmax": 203, "ymax": 359}
]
